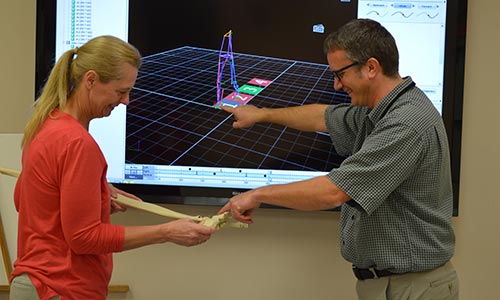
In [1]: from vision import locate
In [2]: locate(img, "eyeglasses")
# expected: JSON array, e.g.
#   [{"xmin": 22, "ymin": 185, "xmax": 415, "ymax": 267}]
[{"xmin": 331, "ymin": 62, "xmax": 359, "ymax": 82}]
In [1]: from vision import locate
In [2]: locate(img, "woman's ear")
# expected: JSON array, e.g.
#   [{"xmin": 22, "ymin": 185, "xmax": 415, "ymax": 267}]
[{"xmin": 83, "ymin": 70, "xmax": 98, "ymax": 89}]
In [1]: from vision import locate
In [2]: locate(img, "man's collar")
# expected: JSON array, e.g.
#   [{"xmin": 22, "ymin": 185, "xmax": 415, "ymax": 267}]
[{"xmin": 368, "ymin": 76, "xmax": 415, "ymax": 123}]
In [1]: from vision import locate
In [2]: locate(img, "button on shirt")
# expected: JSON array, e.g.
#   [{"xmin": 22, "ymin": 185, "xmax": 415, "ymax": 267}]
[{"xmin": 325, "ymin": 77, "xmax": 455, "ymax": 274}]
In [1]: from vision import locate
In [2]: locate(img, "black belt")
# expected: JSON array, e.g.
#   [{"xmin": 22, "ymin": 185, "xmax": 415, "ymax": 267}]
[{"xmin": 352, "ymin": 266, "xmax": 399, "ymax": 280}]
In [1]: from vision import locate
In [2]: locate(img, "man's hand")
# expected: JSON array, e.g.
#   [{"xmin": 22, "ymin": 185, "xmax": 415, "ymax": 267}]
[
  {"xmin": 217, "ymin": 189, "xmax": 261, "ymax": 224},
  {"xmin": 221, "ymin": 104, "xmax": 262, "ymax": 129}
]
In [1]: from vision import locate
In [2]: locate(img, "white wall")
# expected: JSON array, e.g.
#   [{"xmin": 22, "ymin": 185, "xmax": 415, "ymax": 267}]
[{"xmin": 1, "ymin": 0, "xmax": 500, "ymax": 299}]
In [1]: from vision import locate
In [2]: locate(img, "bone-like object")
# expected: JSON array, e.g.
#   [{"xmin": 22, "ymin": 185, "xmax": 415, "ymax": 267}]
[
  {"xmin": 114, "ymin": 194, "xmax": 202, "ymax": 221},
  {"xmin": 0, "ymin": 167, "xmax": 247, "ymax": 230},
  {"xmin": 201, "ymin": 212, "xmax": 249, "ymax": 230},
  {"xmin": 0, "ymin": 167, "xmax": 20, "ymax": 178},
  {"xmin": 114, "ymin": 194, "xmax": 247, "ymax": 230}
]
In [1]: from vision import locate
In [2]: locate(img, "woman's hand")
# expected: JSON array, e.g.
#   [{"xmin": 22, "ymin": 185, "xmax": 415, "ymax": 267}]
[{"xmin": 109, "ymin": 183, "xmax": 142, "ymax": 214}]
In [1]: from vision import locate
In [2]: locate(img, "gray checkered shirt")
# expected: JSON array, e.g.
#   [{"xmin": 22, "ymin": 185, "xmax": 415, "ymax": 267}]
[{"xmin": 325, "ymin": 77, "xmax": 455, "ymax": 273}]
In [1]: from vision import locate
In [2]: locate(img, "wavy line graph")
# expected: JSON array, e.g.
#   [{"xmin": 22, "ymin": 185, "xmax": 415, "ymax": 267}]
[
  {"xmin": 367, "ymin": 10, "xmax": 440, "ymax": 20},
  {"xmin": 391, "ymin": 11, "xmax": 414, "ymax": 18},
  {"xmin": 417, "ymin": 12, "xmax": 439, "ymax": 19}
]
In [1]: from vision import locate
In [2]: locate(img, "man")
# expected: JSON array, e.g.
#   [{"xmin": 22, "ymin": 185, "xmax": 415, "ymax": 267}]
[{"xmin": 218, "ymin": 19, "xmax": 458, "ymax": 300}]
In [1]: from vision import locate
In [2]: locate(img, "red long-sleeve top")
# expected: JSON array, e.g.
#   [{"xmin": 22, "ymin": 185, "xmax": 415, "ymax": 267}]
[{"xmin": 11, "ymin": 112, "xmax": 125, "ymax": 300}]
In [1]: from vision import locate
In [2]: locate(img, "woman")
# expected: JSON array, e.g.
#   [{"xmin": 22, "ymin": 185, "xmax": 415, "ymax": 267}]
[{"xmin": 10, "ymin": 35, "xmax": 214, "ymax": 300}]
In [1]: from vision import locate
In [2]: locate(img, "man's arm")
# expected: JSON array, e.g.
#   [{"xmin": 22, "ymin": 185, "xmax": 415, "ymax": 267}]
[
  {"xmin": 222, "ymin": 104, "xmax": 329, "ymax": 132},
  {"xmin": 218, "ymin": 176, "xmax": 351, "ymax": 224}
]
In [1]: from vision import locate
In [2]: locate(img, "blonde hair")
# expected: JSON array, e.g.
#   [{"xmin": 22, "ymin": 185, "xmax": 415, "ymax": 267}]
[{"xmin": 22, "ymin": 35, "xmax": 141, "ymax": 148}]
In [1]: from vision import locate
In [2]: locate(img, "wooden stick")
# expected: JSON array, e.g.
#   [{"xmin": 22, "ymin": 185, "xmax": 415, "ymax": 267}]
[
  {"xmin": 0, "ymin": 213, "xmax": 12, "ymax": 281},
  {"xmin": 0, "ymin": 167, "xmax": 14, "ymax": 284}
]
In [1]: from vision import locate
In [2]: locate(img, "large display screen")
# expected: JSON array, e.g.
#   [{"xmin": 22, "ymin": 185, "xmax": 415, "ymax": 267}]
[{"xmin": 36, "ymin": 0, "xmax": 466, "ymax": 213}]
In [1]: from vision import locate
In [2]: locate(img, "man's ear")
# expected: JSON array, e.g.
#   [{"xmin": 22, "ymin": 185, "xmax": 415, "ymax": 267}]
[{"xmin": 365, "ymin": 57, "xmax": 381, "ymax": 79}]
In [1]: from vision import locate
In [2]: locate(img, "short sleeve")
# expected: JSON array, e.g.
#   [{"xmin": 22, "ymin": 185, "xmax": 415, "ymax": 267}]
[{"xmin": 328, "ymin": 120, "xmax": 424, "ymax": 215}]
